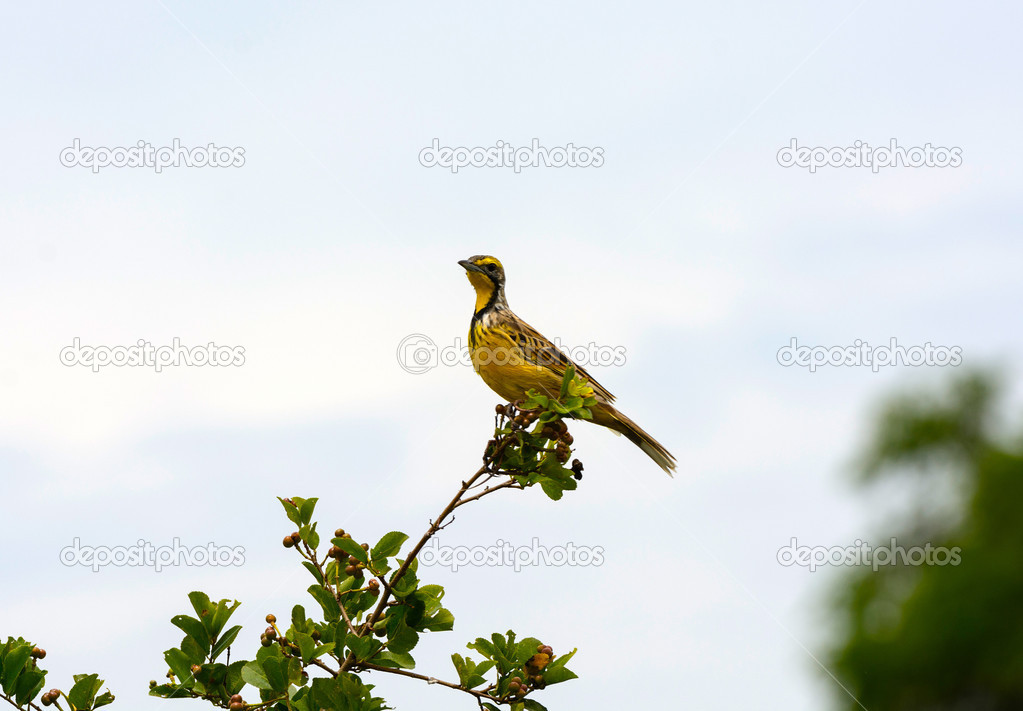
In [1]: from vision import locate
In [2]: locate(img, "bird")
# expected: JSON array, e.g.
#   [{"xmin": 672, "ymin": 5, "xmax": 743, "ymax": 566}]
[{"xmin": 458, "ymin": 255, "xmax": 677, "ymax": 475}]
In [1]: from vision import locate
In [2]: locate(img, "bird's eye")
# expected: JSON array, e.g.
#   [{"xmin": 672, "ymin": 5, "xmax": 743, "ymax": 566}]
[{"xmin": 486, "ymin": 263, "xmax": 497, "ymax": 272}]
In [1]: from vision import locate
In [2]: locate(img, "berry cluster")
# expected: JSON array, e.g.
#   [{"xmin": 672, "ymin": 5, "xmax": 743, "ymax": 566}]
[
  {"xmin": 494, "ymin": 402, "xmax": 584, "ymax": 479},
  {"xmin": 495, "ymin": 402, "xmax": 539, "ymax": 431},
  {"xmin": 39, "ymin": 688, "xmax": 60, "ymax": 707}
]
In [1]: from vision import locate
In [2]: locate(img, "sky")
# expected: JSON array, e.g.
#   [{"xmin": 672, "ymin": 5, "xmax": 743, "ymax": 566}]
[{"xmin": 2, "ymin": 1, "xmax": 1022, "ymax": 710}]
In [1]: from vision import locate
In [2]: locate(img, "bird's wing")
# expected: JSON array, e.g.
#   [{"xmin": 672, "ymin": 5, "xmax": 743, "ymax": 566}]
[{"xmin": 504, "ymin": 312, "xmax": 617, "ymax": 404}]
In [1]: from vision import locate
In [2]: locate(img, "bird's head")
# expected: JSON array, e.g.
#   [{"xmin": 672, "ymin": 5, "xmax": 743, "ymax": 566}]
[{"xmin": 459, "ymin": 255, "xmax": 507, "ymax": 314}]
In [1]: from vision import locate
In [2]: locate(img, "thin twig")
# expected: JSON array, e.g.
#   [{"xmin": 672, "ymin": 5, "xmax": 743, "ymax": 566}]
[{"xmin": 358, "ymin": 663, "xmax": 500, "ymax": 704}]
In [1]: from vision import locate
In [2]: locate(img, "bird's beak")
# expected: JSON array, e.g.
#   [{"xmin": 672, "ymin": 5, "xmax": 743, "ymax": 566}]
[{"xmin": 458, "ymin": 259, "xmax": 483, "ymax": 274}]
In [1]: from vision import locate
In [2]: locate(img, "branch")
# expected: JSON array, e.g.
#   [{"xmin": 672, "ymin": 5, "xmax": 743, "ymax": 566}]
[
  {"xmin": 1, "ymin": 694, "xmax": 42, "ymax": 711},
  {"xmin": 358, "ymin": 663, "xmax": 500, "ymax": 704},
  {"xmin": 340, "ymin": 438, "xmax": 517, "ymax": 672}
]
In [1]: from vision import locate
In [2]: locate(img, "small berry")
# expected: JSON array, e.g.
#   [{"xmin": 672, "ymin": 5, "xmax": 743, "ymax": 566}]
[
  {"xmin": 260, "ymin": 636, "xmax": 272, "ymax": 647},
  {"xmin": 496, "ymin": 404, "xmax": 506, "ymax": 415},
  {"xmin": 265, "ymin": 626, "xmax": 277, "ymax": 639},
  {"xmin": 508, "ymin": 681, "xmax": 521, "ymax": 693},
  {"xmin": 230, "ymin": 693, "xmax": 243, "ymax": 703},
  {"xmin": 283, "ymin": 536, "xmax": 295, "ymax": 548},
  {"xmin": 290, "ymin": 532, "xmax": 301, "ymax": 544},
  {"xmin": 335, "ymin": 528, "xmax": 345, "ymax": 537},
  {"xmin": 375, "ymin": 627, "xmax": 386, "ymax": 637},
  {"xmin": 541, "ymin": 645, "xmax": 553, "ymax": 656},
  {"xmin": 30, "ymin": 647, "xmax": 46, "ymax": 659},
  {"xmin": 345, "ymin": 565, "xmax": 356, "ymax": 575},
  {"xmin": 149, "ymin": 680, "xmax": 157, "ymax": 689},
  {"xmin": 266, "ymin": 613, "xmax": 276, "ymax": 624},
  {"xmin": 361, "ymin": 543, "xmax": 369, "ymax": 551},
  {"xmin": 562, "ymin": 433, "xmax": 574, "ymax": 445},
  {"xmin": 41, "ymin": 693, "xmax": 53, "ymax": 706},
  {"xmin": 311, "ymin": 629, "xmax": 321, "ymax": 641}
]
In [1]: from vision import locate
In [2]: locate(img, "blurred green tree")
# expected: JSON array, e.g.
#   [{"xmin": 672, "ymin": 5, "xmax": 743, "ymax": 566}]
[{"xmin": 828, "ymin": 372, "xmax": 1023, "ymax": 710}]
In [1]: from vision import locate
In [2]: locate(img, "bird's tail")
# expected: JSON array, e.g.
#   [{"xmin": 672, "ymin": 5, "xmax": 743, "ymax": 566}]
[{"xmin": 593, "ymin": 404, "xmax": 677, "ymax": 476}]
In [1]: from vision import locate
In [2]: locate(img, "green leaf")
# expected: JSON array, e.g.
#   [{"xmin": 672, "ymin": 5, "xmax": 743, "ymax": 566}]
[
  {"xmin": 209, "ymin": 599, "xmax": 241, "ymax": 640},
  {"xmin": 67, "ymin": 673, "xmax": 102, "ymax": 710},
  {"xmin": 344, "ymin": 634, "xmax": 382, "ymax": 662},
  {"xmin": 546, "ymin": 647, "xmax": 576, "ymax": 672},
  {"xmin": 373, "ymin": 650, "xmax": 415, "ymax": 669},
  {"xmin": 171, "ymin": 615, "xmax": 211, "ymax": 653},
  {"xmin": 307, "ymin": 585, "xmax": 342, "ymax": 622},
  {"xmin": 94, "ymin": 690, "xmax": 116, "ymax": 708},
  {"xmin": 540, "ymin": 478, "xmax": 565, "ymax": 501},
  {"xmin": 0, "ymin": 642, "xmax": 31, "ymax": 695},
  {"xmin": 292, "ymin": 604, "xmax": 308, "ymax": 629},
  {"xmin": 299, "ymin": 497, "xmax": 318, "ymax": 526},
  {"xmin": 279, "ymin": 497, "xmax": 302, "ymax": 525},
  {"xmin": 560, "ymin": 366, "xmax": 576, "ymax": 399},
  {"xmin": 302, "ymin": 560, "xmax": 324, "ymax": 584},
  {"xmin": 295, "ymin": 631, "xmax": 316, "ymax": 663},
  {"xmin": 467, "ymin": 637, "xmax": 496, "ymax": 660},
  {"xmin": 226, "ymin": 660, "xmax": 246, "ymax": 695},
  {"xmin": 523, "ymin": 700, "xmax": 549, "ymax": 711},
  {"xmin": 387, "ymin": 626, "xmax": 419, "ymax": 655},
  {"xmin": 187, "ymin": 591, "xmax": 214, "ymax": 627},
  {"xmin": 334, "ymin": 537, "xmax": 369, "ymax": 565},
  {"xmin": 241, "ymin": 660, "xmax": 272, "ymax": 690},
  {"xmin": 371, "ymin": 531, "xmax": 409, "ymax": 562},
  {"xmin": 310, "ymin": 642, "xmax": 335, "ymax": 661},
  {"xmin": 164, "ymin": 648, "xmax": 195, "ymax": 685},
  {"xmin": 14, "ymin": 668, "xmax": 45, "ymax": 707},
  {"xmin": 543, "ymin": 666, "xmax": 578, "ymax": 684},
  {"xmin": 210, "ymin": 624, "xmax": 242, "ymax": 662},
  {"xmin": 181, "ymin": 634, "xmax": 206, "ymax": 666},
  {"xmin": 262, "ymin": 656, "xmax": 289, "ymax": 693},
  {"xmin": 304, "ymin": 522, "xmax": 320, "ymax": 550},
  {"xmin": 421, "ymin": 608, "xmax": 454, "ymax": 632},
  {"xmin": 149, "ymin": 683, "xmax": 188, "ymax": 699}
]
